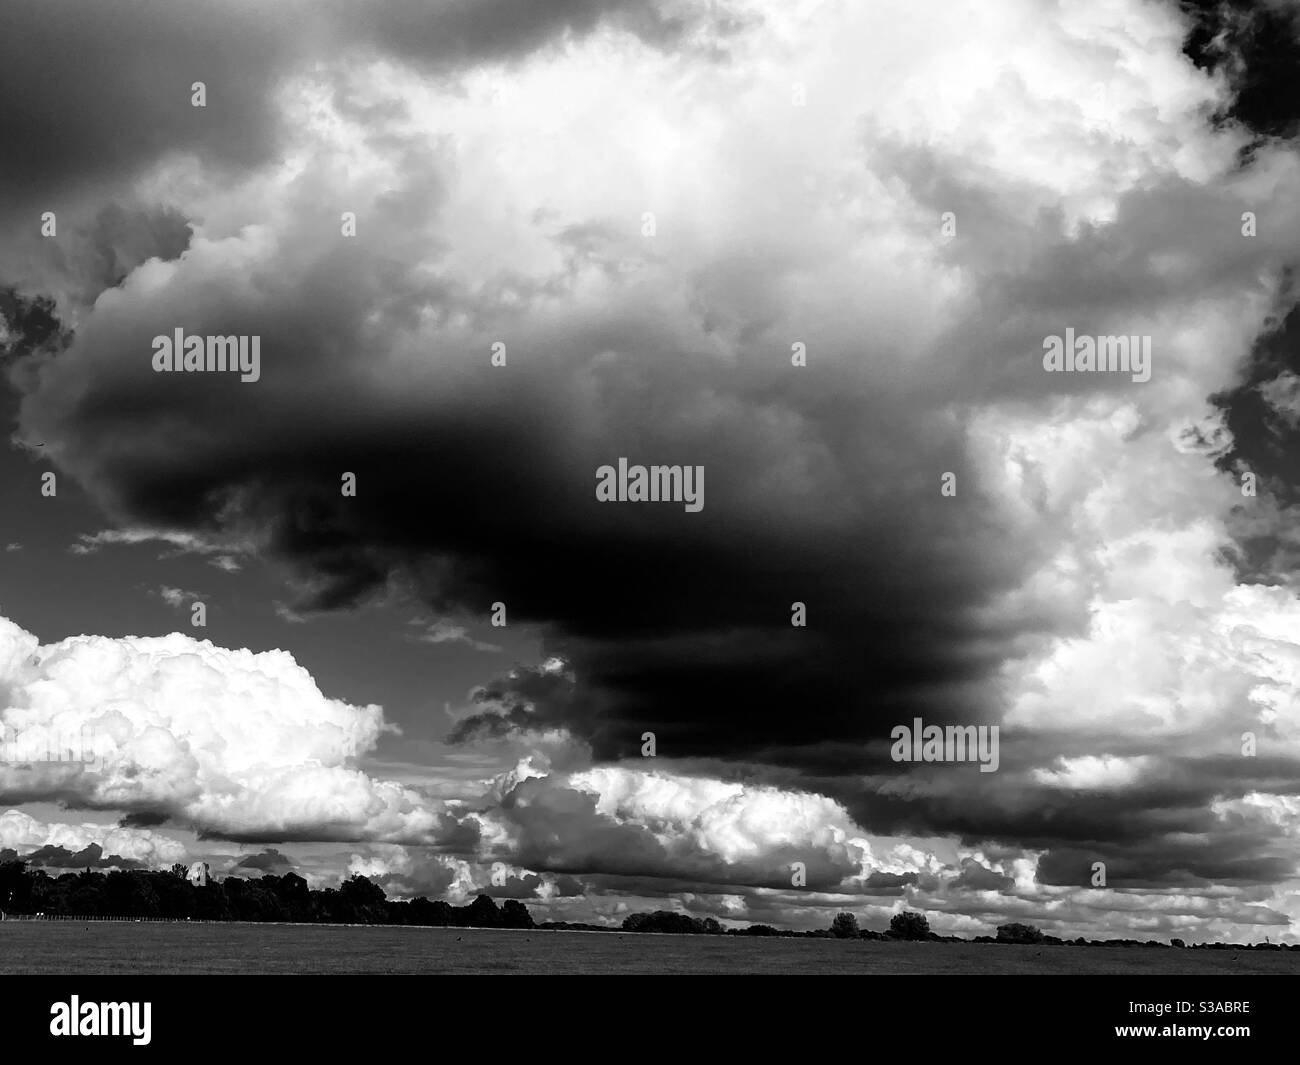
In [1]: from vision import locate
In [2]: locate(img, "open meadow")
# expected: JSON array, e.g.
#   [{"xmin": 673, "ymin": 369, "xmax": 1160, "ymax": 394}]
[{"xmin": 1, "ymin": 924, "xmax": 1297, "ymax": 975}]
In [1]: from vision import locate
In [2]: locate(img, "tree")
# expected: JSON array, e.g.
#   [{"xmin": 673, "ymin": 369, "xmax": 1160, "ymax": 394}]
[
  {"xmin": 830, "ymin": 912, "xmax": 860, "ymax": 939},
  {"xmin": 339, "ymin": 875, "xmax": 387, "ymax": 923},
  {"xmin": 621, "ymin": 910, "xmax": 704, "ymax": 934},
  {"xmin": 0, "ymin": 860, "xmax": 31, "ymax": 913},
  {"xmin": 105, "ymin": 870, "xmax": 159, "ymax": 918},
  {"xmin": 270, "ymin": 872, "xmax": 312, "ymax": 921},
  {"xmin": 465, "ymin": 893, "xmax": 502, "ymax": 928},
  {"xmin": 408, "ymin": 897, "xmax": 452, "ymax": 926},
  {"xmin": 889, "ymin": 911, "xmax": 930, "ymax": 940},
  {"xmin": 996, "ymin": 922, "xmax": 1044, "ymax": 944},
  {"xmin": 501, "ymin": 899, "xmax": 535, "ymax": 929},
  {"xmin": 149, "ymin": 870, "xmax": 196, "ymax": 919}
]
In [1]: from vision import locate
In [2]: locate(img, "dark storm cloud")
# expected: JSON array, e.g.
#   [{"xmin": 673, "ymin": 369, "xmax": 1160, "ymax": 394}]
[
  {"xmin": 863, "ymin": 870, "xmax": 918, "ymax": 892},
  {"xmin": 22, "ymin": 842, "xmax": 140, "ymax": 870},
  {"xmin": 951, "ymin": 858, "xmax": 1014, "ymax": 893},
  {"xmin": 365, "ymin": 392, "xmax": 998, "ymax": 769},
  {"xmin": 1036, "ymin": 842, "xmax": 1294, "ymax": 890},
  {"xmin": 118, "ymin": 811, "xmax": 171, "ymax": 829},
  {"xmin": 0, "ymin": 0, "xmax": 296, "ymax": 206},
  {"xmin": 70, "ymin": 205, "xmax": 193, "ymax": 296},
  {"xmin": 1212, "ymin": 301, "xmax": 1300, "ymax": 584},
  {"xmin": 550, "ymin": 874, "xmax": 585, "ymax": 897},
  {"xmin": 233, "ymin": 847, "xmax": 297, "ymax": 875},
  {"xmin": 1180, "ymin": 0, "xmax": 1300, "ymax": 143},
  {"xmin": 19, "ymin": 200, "xmax": 1028, "ymax": 778},
  {"xmin": 194, "ymin": 808, "xmax": 477, "ymax": 848},
  {"xmin": 333, "ymin": 0, "xmax": 698, "ymax": 69},
  {"xmin": 0, "ymin": 289, "xmax": 68, "ymax": 365},
  {"xmin": 840, "ymin": 752, "xmax": 1300, "ymax": 873},
  {"xmin": 0, "ymin": 0, "xmax": 712, "ymax": 209}
]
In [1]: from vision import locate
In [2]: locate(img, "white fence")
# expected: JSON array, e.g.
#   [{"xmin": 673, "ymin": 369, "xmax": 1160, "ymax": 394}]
[{"xmin": 1, "ymin": 913, "xmax": 215, "ymax": 923}]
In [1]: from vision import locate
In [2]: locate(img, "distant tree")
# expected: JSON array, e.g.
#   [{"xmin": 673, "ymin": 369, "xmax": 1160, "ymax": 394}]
[
  {"xmin": 889, "ymin": 911, "xmax": 930, "ymax": 940},
  {"xmin": 149, "ymin": 870, "xmax": 196, "ymax": 919},
  {"xmin": 996, "ymin": 922, "xmax": 1044, "ymax": 944},
  {"xmin": 1170, "ymin": 938, "xmax": 1186, "ymax": 948},
  {"xmin": 105, "ymin": 870, "xmax": 159, "ymax": 918},
  {"xmin": 313, "ymin": 886, "xmax": 356, "ymax": 924},
  {"xmin": 269, "ymin": 872, "xmax": 312, "ymax": 922},
  {"xmin": 67, "ymin": 880, "xmax": 106, "ymax": 917},
  {"xmin": 0, "ymin": 860, "xmax": 31, "ymax": 912},
  {"xmin": 0, "ymin": 861, "xmax": 544, "ymax": 929},
  {"xmin": 831, "ymin": 912, "xmax": 860, "ymax": 939},
  {"xmin": 169, "ymin": 863, "xmax": 189, "ymax": 879},
  {"xmin": 193, "ymin": 880, "xmax": 232, "ymax": 921},
  {"xmin": 700, "ymin": 916, "xmax": 723, "ymax": 935},
  {"xmin": 227, "ymin": 879, "xmax": 284, "ymax": 922},
  {"xmin": 501, "ymin": 899, "xmax": 535, "ymax": 929},
  {"xmin": 621, "ymin": 910, "xmax": 704, "ymax": 934},
  {"xmin": 465, "ymin": 893, "xmax": 502, "ymax": 928},
  {"xmin": 408, "ymin": 897, "xmax": 452, "ymax": 927},
  {"xmin": 340, "ymin": 875, "xmax": 387, "ymax": 924}
]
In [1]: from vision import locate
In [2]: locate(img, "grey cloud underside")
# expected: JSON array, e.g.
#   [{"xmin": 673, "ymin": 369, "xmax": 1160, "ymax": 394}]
[
  {"xmin": 193, "ymin": 812, "xmax": 480, "ymax": 850},
  {"xmin": 0, "ymin": 0, "xmax": 720, "ymax": 210},
  {"xmin": 30, "ymin": 337, "xmax": 1026, "ymax": 769},
  {"xmin": 15, "ymin": 842, "xmax": 142, "ymax": 871},
  {"xmin": 1213, "ymin": 300, "xmax": 1300, "ymax": 583},
  {"xmin": 233, "ymin": 847, "xmax": 297, "ymax": 874}
]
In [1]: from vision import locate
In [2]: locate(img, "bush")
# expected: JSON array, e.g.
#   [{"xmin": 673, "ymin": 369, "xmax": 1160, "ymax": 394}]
[
  {"xmin": 621, "ymin": 910, "xmax": 706, "ymax": 934},
  {"xmin": 996, "ymin": 922, "xmax": 1045, "ymax": 944},
  {"xmin": 501, "ymin": 899, "xmax": 535, "ymax": 929},
  {"xmin": 830, "ymin": 912, "xmax": 860, "ymax": 939},
  {"xmin": 889, "ymin": 911, "xmax": 930, "ymax": 940}
]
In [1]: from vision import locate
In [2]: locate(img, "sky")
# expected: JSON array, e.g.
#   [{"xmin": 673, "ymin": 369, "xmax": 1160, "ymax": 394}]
[{"xmin": 1, "ymin": 0, "xmax": 1299, "ymax": 941}]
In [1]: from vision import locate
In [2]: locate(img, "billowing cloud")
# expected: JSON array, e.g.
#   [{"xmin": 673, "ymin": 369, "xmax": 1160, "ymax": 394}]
[
  {"xmin": 0, "ymin": 613, "xmax": 454, "ymax": 844},
  {"xmin": 0, "ymin": 808, "xmax": 187, "ymax": 869}
]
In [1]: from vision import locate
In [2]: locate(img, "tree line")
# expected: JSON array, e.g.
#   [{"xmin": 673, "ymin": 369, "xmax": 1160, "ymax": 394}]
[
  {"xmin": 621, "ymin": 909, "xmax": 1295, "ymax": 949},
  {"xmin": 0, "ymin": 861, "xmax": 533, "ymax": 928},
  {"xmin": 2, "ymin": 860, "xmax": 1293, "ymax": 947}
]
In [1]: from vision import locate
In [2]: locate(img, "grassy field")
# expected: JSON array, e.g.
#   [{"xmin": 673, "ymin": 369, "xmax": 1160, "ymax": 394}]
[{"xmin": 1, "ymin": 923, "xmax": 1297, "ymax": 974}]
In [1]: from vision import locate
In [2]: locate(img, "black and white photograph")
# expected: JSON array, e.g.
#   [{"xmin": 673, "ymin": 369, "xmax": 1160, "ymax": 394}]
[{"xmin": 0, "ymin": 0, "xmax": 1297, "ymax": 1046}]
